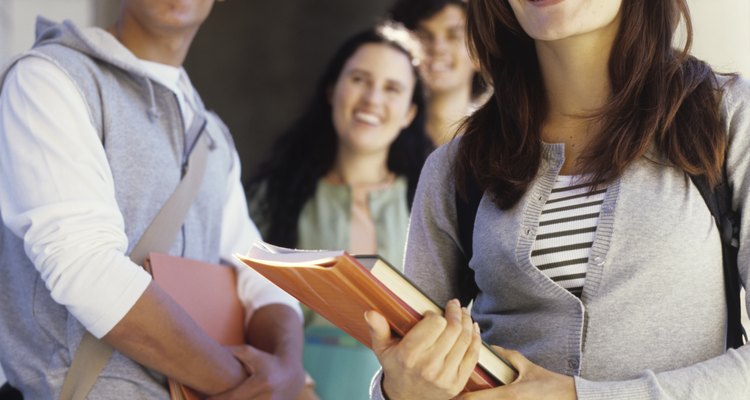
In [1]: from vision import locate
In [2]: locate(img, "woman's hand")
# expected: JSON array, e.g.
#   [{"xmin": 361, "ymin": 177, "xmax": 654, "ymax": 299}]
[
  {"xmin": 365, "ymin": 298, "xmax": 482, "ymax": 400},
  {"xmin": 456, "ymin": 346, "xmax": 577, "ymax": 400}
]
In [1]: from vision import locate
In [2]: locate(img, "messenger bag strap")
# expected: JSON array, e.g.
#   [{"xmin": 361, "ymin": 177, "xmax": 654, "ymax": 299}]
[{"xmin": 59, "ymin": 114, "xmax": 209, "ymax": 400}]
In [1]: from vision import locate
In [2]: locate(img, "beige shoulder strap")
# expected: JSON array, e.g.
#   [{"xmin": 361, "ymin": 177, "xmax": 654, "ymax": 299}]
[{"xmin": 59, "ymin": 115, "xmax": 209, "ymax": 400}]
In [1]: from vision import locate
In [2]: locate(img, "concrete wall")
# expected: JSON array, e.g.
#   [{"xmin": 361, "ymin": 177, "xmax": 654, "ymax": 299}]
[
  {"xmin": 688, "ymin": 0, "xmax": 750, "ymax": 76},
  {"xmin": 0, "ymin": 0, "xmax": 118, "ymax": 63}
]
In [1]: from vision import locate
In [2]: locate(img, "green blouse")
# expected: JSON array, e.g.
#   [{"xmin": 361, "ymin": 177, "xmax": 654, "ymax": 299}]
[{"xmin": 297, "ymin": 176, "xmax": 410, "ymax": 268}]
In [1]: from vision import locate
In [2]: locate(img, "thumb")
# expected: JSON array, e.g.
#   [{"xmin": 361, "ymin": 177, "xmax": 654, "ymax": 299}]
[
  {"xmin": 490, "ymin": 345, "xmax": 528, "ymax": 375},
  {"xmin": 364, "ymin": 310, "xmax": 396, "ymax": 356}
]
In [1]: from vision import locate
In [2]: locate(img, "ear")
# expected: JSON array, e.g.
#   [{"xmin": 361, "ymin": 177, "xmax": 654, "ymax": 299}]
[{"xmin": 401, "ymin": 104, "xmax": 417, "ymax": 129}]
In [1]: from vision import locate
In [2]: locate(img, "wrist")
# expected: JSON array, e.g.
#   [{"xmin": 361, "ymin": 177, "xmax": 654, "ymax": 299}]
[
  {"xmin": 203, "ymin": 361, "xmax": 247, "ymax": 396},
  {"xmin": 381, "ymin": 373, "xmax": 397, "ymax": 400},
  {"xmin": 210, "ymin": 357, "xmax": 248, "ymax": 395},
  {"xmin": 207, "ymin": 360, "xmax": 248, "ymax": 397},
  {"xmin": 564, "ymin": 375, "xmax": 578, "ymax": 400}
]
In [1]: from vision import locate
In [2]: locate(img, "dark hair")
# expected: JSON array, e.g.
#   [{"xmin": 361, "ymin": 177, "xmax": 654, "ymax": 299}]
[
  {"xmin": 457, "ymin": 0, "xmax": 727, "ymax": 209},
  {"xmin": 389, "ymin": 0, "xmax": 487, "ymax": 99},
  {"xmin": 245, "ymin": 28, "xmax": 432, "ymax": 248}
]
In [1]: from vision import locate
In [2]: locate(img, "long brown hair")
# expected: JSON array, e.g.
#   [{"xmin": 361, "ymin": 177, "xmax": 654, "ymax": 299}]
[
  {"xmin": 457, "ymin": 0, "xmax": 727, "ymax": 209},
  {"xmin": 245, "ymin": 29, "xmax": 432, "ymax": 248}
]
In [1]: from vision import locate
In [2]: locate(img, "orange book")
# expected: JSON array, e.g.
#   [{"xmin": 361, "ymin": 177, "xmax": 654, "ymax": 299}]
[
  {"xmin": 235, "ymin": 241, "xmax": 518, "ymax": 392},
  {"xmin": 146, "ymin": 253, "xmax": 245, "ymax": 400}
]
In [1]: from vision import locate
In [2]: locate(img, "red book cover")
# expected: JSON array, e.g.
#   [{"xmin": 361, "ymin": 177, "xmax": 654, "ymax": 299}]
[{"xmin": 147, "ymin": 253, "xmax": 245, "ymax": 400}]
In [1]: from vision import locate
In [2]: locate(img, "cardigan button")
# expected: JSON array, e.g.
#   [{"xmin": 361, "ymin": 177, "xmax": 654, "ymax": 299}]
[
  {"xmin": 592, "ymin": 256, "xmax": 605, "ymax": 266},
  {"xmin": 568, "ymin": 358, "xmax": 580, "ymax": 369}
]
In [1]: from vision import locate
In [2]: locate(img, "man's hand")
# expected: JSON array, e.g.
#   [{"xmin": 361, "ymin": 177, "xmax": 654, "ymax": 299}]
[
  {"xmin": 206, "ymin": 303, "xmax": 306, "ymax": 399},
  {"xmin": 207, "ymin": 345, "xmax": 306, "ymax": 400}
]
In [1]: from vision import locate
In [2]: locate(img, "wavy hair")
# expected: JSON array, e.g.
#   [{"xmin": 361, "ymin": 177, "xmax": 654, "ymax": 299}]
[
  {"xmin": 245, "ymin": 28, "xmax": 432, "ymax": 248},
  {"xmin": 457, "ymin": 0, "xmax": 727, "ymax": 209}
]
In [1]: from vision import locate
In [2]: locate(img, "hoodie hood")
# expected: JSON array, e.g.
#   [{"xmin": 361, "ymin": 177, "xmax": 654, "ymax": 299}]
[
  {"xmin": 34, "ymin": 17, "xmax": 162, "ymax": 120},
  {"xmin": 34, "ymin": 17, "xmax": 154, "ymax": 79}
]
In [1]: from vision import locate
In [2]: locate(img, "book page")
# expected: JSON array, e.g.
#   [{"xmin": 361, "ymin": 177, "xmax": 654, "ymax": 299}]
[
  {"xmin": 362, "ymin": 257, "xmax": 442, "ymax": 315},
  {"xmin": 241, "ymin": 241, "xmax": 344, "ymax": 266}
]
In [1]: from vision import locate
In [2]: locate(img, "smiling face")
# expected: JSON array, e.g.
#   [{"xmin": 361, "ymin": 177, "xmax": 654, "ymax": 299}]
[
  {"xmin": 507, "ymin": 0, "xmax": 622, "ymax": 42},
  {"xmin": 416, "ymin": 4, "xmax": 476, "ymax": 95},
  {"xmin": 330, "ymin": 43, "xmax": 418, "ymax": 157}
]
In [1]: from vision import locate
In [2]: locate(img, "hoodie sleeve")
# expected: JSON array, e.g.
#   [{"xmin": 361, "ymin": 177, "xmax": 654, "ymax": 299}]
[{"xmin": 0, "ymin": 56, "xmax": 152, "ymax": 338}]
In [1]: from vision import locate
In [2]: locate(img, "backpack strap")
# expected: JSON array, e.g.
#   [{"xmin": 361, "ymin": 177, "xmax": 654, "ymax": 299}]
[
  {"xmin": 455, "ymin": 173, "xmax": 483, "ymax": 305},
  {"xmin": 688, "ymin": 173, "xmax": 746, "ymax": 349}
]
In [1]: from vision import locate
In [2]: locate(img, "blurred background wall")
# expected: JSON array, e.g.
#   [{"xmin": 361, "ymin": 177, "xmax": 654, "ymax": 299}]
[{"xmin": 1, "ymin": 0, "xmax": 750, "ymax": 387}]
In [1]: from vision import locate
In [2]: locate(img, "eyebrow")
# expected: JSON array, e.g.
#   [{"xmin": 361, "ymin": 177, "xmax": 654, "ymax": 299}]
[
  {"xmin": 345, "ymin": 68, "xmax": 372, "ymax": 78},
  {"xmin": 385, "ymin": 79, "xmax": 407, "ymax": 91},
  {"xmin": 346, "ymin": 68, "xmax": 410, "ymax": 90}
]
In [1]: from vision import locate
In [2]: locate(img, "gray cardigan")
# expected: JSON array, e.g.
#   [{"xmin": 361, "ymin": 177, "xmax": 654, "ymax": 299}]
[{"xmin": 371, "ymin": 75, "xmax": 750, "ymax": 399}]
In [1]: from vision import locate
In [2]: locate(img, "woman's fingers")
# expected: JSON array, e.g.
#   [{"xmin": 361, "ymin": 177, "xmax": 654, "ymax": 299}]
[
  {"xmin": 456, "ymin": 322, "xmax": 482, "ymax": 384},
  {"xmin": 398, "ymin": 305, "xmax": 454, "ymax": 350},
  {"xmin": 431, "ymin": 302, "xmax": 475, "ymax": 368}
]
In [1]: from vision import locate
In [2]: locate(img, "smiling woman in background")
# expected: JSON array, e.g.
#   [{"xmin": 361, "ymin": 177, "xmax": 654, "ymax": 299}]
[{"xmin": 245, "ymin": 23, "xmax": 432, "ymax": 400}]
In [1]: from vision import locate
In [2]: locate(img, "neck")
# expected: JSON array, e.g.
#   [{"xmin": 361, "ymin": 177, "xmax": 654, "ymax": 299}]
[
  {"xmin": 426, "ymin": 84, "xmax": 473, "ymax": 146},
  {"xmin": 332, "ymin": 147, "xmax": 390, "ymax": 186},
  {"xmin": 535, "ymin": 18, "xmax": 619, "ymax": 174},
  {"xmin": 536, "ymin": 20, "xmax": 619, "ymax": 128},
  {"xmin": 108, "ymin": 18, "xmax": 197, "ymax": 66}
]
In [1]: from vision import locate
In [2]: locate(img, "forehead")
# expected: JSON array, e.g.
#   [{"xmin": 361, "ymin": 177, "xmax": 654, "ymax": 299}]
[
  {"xmin": 341, "ymin": 43, "xmax": 416, "ymax": 81},
  {"xmin": 418, "ymin": 4, "xmax": 466, "ymax": 32}
]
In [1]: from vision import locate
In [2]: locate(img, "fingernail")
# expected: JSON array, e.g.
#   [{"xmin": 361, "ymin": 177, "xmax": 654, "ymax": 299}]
[
  {"xmin": 462, "ymin": 307, "xmax": 470, "ymax": 315},
  {"xmin": 474, "ymin": 322, "xmax": 480, "ymax": 334},
  {"xmin": 364, "ymin": 311, "xmax": 373, "ymax": 326}
]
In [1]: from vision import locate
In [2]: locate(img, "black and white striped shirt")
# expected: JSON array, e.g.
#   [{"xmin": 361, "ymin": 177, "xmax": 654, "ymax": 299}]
[{"xmin": 530, "ymin": 175, "xmax": 606, "ymax": 297}]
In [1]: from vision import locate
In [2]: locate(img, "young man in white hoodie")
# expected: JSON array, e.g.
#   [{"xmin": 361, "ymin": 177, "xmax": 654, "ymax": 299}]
[{"xmin": 0, "ymin": 1, "xmax": 307, "ymax": 398}]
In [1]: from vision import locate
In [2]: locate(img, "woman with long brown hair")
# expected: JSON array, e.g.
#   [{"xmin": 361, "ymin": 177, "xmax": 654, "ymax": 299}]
[
  {"xmin": 246, "ymin": 24, "xmax": 432, "ymax": 400},
  {"xmin": 364, "ymin": 0, "xmax": 750, "ymax": 399}
]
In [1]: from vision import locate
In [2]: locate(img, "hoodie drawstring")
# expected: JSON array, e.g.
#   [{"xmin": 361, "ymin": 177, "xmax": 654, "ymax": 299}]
[{"xmin": 144, "ymin": 77, "xmax": 160, "ymax": 122}]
